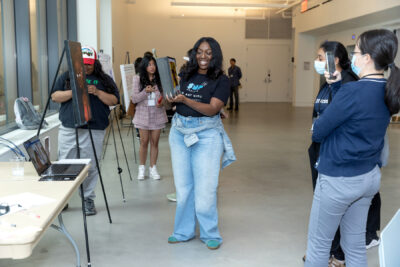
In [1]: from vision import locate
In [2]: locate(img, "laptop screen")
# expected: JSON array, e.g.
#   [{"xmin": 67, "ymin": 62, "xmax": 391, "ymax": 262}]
[{"xmin": 23, "ymin": 136, "xmax": 51, "ymax": 176}]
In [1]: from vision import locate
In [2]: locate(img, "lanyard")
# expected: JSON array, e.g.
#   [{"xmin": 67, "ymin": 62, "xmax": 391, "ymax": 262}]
[{"xmin": 361, "ymin": 73, "xmax": 384, "ymax": 79}]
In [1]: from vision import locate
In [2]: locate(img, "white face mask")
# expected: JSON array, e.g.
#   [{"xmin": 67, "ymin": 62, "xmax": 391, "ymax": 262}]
[{"xmin": 314, "ymin": 60, "xmax": 326, "ymax": 75}]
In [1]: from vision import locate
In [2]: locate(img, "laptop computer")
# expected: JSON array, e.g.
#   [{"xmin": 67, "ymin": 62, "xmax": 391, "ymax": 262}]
[{"xmin": 23, "ymin": 136, "xmax": 85, "ymax": 181}]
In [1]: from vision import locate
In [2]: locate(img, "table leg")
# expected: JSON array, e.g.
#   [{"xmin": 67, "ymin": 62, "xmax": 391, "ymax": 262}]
[
  {"xmin": 80, "ymin": 184, "xmax": 92, "ymax": 266},
  {"xmin": 51, "ymin": 213, "xmax": 81, "ymax": 267}
]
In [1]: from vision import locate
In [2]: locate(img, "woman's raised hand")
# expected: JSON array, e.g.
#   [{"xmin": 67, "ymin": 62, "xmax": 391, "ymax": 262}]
[
  {"xmin": 145, "ymin": 85, "xmax": 154, "ymax": 93},
  {"xmin": 324, "ymin": 70, "xmax": 342, "ymax": 84}
]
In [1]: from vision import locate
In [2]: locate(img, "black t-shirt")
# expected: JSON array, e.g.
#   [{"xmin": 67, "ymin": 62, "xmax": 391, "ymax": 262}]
[
  {"xmin": 176, "ymin": 73, "xmax": 230, "ymax": 117},
  {"xmin": 54, "ymin": 71, "xmax": 120, "ymax": 130}
]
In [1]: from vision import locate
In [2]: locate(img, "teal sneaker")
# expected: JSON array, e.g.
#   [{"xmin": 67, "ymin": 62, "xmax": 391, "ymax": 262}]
[
  {"xmin": 166, "ymin": 193, "xmax": 177, "ymax": 202},
  {"xmin": 168, "ymin": 236, "xmax": 180, "ymax": 244},
  {"xmin": 206, "ymin": 240, "xmax": 221, "ymax": 250}
]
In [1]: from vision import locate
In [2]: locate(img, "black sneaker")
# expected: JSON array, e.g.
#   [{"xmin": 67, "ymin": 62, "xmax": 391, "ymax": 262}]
[{"xmin": 84, "ymin": 199, "xmax": 97, "ymax": 216}]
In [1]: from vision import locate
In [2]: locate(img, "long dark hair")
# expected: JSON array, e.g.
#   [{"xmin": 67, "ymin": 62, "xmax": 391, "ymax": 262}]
[
  {"xmin": 320, "ymin": 41, "xmax": 351, "ymax": 70},
  {"xmin": 181, "ymin": 37, "xmax": 224, "ymax": 81},
  {"xmin": 138, "ymin": 55, "xmax": 162, "ymax": 92},
  {"xmin": 358, "ymin": 29, "xmax": 400, "ymax": 115},
  {"xmin": 93, "ymin": 60, "xmax": 118, "ymax": 94},
  {"xmin": 134, "ymin": 57, "xmax": 142, "ymax": 73}
]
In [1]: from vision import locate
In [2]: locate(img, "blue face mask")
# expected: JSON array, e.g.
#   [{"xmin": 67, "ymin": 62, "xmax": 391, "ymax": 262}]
[
  {"xmin": 351, "ymin": 55, "xmax": 361, "ymax": 76},
  {"xmin": 314, "ymin": 60, "xmax": 326, "ymax": 75}
]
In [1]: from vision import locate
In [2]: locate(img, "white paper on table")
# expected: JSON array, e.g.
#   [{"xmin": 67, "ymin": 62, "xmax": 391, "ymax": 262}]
[
  {"xmin": 54, "ymin": 158, "xmax": 91, "ymax": 165},
  {"xmin": 120, "ymin": 64, "xmax": 136, "ymax": 112},
  {"xmin": 0, "ymin": 193, "xmax": 56, "ymax": 214},
  {"xmin": 0, "ymin": 225, "xmax": 43, "ymax": 243}
]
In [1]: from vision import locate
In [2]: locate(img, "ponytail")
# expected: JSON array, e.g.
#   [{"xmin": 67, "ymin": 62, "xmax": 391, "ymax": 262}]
[
  {"xmin": 358, "ymin": 29, "xmax": 400, "ymax": 115},
  {"xmin": 385, "ymin": 63, "xmax": 400, "ymax": 115}
]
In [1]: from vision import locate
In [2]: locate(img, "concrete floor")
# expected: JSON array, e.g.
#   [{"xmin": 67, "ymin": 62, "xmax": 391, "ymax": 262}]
[{"xmin": 1, "ymin": 103, "xmax": 399, "ymax": 267}]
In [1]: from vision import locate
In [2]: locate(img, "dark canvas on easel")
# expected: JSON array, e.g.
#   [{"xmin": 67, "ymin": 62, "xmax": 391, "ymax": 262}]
[{"xmin": 65, "ymin": 40, "xmax": 92, "ymax": 127}]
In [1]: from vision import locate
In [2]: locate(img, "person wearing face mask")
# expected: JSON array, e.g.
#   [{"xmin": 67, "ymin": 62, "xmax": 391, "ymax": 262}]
[
  {"xmin": 166, "ymin": 37, "xmax": 236, "ymax": 250},
  {"xmin": 306, "ymin": 41, "xmax": 358, "ymax": 266},
  {"xmin": 52, "ymin": 46, "xmax": 119, "ymax": 216},
  {"xmin": 305, "ymin": 29, "xmax": 400, "ymax": 267}
]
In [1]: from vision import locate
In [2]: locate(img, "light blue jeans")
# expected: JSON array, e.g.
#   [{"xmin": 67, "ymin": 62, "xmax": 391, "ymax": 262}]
[
  {"xmin": 169, "ymin": 116, "xmax": 224, "ymax": 243},
  {"xmin": 305, "ymin": 165, "xmax": 381, "ymax": 267}
]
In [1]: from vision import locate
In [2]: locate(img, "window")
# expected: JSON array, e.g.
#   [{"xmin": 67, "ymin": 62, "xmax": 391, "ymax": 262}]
[
  {"xmin": 57, "ymin": 0, "xmax": 69, "ymax": 74},
  {"xmin": 30, "ymin": 0, "xmax": 48, "ymax": 113},
  {"xmin": 0, "ymin": 0, "xmax": 76, "ymax": 134},
  {"xmin": 0, "ymin": 0, "xmax": 18, "ymax": 132},
  {"xmin": 0, "ymin": 3, "xmax": 5, "ymax": 126}
]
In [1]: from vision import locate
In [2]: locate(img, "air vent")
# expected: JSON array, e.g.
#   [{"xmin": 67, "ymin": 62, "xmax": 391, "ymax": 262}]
[{"xmin": 245, "ymin": 10, "xmax": 292, "ymax": 39}]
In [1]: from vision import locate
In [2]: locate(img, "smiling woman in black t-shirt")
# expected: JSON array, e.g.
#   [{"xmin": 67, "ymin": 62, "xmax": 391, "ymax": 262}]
[{"xmin": 166, "ymin": 37, "xmax": 236, "ymax": 250}]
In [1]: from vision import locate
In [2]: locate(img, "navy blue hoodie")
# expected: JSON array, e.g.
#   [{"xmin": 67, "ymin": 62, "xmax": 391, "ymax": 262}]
[{"xmin": 312, "ymin": 78, "xmax": 390, "ymax": 177}]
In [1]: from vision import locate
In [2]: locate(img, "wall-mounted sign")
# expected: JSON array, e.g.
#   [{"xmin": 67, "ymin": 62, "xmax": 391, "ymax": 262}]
[{"xmin": 301, "ymin": 0, "xmax": 308, "ymax": 13}]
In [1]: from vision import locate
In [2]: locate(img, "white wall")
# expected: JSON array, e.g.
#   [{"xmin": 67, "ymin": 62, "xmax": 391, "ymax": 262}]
[
  {"xmin": 110, "ymin": 0, "xmax": 292, "ymax": 103},
  {"xmin": 292, "ymin": 31, "xmax": 316, "ymax": 107},
  {"xmin": 291, "ymin": 0, "xmax": 400, "ymax": 107},
  {"xmin": 292, "ymin": 0, "xmax": 400, "ymax": 34}
]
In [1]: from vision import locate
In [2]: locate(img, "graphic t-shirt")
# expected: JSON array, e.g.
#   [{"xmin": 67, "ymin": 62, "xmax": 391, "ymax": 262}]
[
  {"xmin": 54, "ymin": 72, "xmax": 119, "ymax": 130},
  {"xmin": 176, "ymin": 73, "xmax": 230, "ymax": 117}
]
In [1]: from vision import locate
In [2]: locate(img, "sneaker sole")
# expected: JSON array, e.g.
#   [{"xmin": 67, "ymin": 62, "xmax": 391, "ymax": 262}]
[
  {"xmin": 207, "ymin": 244, "xmax": 220, "ymax": 250},
  {"xmin": 366, "ymin": 239, "xmax": 380, "ymax": 249}
]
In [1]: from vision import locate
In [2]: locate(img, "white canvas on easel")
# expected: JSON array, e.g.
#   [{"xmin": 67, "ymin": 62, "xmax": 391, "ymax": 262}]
[
  {"xmin": 120, "ymin": 64, "xmax": 136, "ymax": 113},
  {"xmin": 99, "ymin": 53, "xmax": 115, "ymax": 81}
]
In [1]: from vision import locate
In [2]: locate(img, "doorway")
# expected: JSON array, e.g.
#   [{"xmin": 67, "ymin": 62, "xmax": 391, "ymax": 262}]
[{"xmin": 245, "ymin": 44, "xmax": 292, "ymax": 102}]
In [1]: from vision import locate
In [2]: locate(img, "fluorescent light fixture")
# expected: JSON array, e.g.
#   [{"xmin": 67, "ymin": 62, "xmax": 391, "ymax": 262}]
[{"xmin": 171, "ymin": 2, "xmax": 289, "ymax": 9}]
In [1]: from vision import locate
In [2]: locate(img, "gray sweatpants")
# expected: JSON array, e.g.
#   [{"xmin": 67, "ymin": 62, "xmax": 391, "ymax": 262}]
[
  {"xmin": 58, "ymin": 125, "xmax": 105, "ymax": 200},
  {"xmin": 305, "ymin": 165, "xmax": 381, "ymax": 267}
]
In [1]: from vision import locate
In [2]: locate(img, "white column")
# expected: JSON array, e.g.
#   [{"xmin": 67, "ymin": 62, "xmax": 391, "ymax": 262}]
[
  {"xmin": 77, "ymin": 0, "xmax": 98, "ymax": 50},
  {"xmin": 99, "ymin": 0, "xmax": 112, "ymax": 58}
]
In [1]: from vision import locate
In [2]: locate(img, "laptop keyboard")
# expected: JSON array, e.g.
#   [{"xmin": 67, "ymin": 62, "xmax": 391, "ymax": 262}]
[{"xmin": 51, "ymin": 164, "xmax": 70, "ymax": 173}]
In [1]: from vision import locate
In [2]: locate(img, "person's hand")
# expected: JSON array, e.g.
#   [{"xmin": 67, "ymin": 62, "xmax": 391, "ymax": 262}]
[
  {"xmin": 145, "ymin": 85, "xmax": 154, "ymax": 93},
  {"xmin": 324, "ymin": 70, "xmax": 341, "ymax": 84},
  {"xmin": 166, "ymin": 94, "xmax": 186, "ymax": 104},
  {"xmin": 220, "ymin": 108, "xmax": 228, "ymax": 119},
  {"xmin": 87, "ymin": 85, "xmax": 98, "ymax": 95}
]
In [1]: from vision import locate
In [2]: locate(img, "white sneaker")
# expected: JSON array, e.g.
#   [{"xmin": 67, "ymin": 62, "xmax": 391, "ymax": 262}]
[
  {"xmin": 366, "ymin": 238, "xmax": 380, "ymax": 249},
  {"xmin": 149, "ymin": 165, "xmax": 161, "ymax": 180},
  {"xmin": 137, "ymin": 165, "xmax": 145, "ymax": 180}
]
